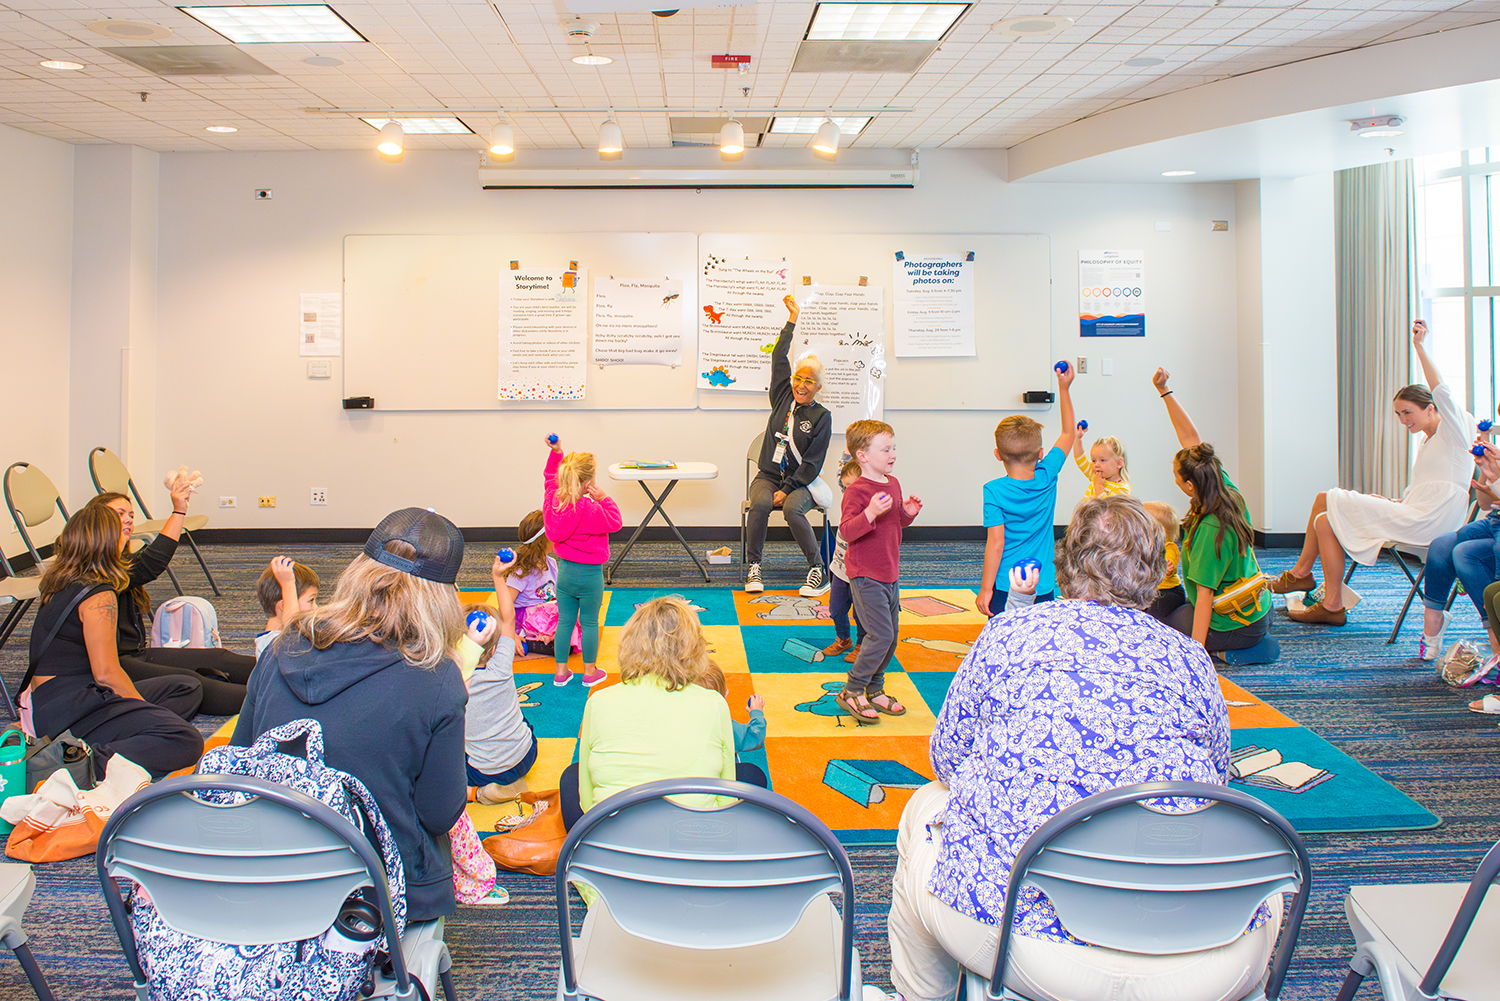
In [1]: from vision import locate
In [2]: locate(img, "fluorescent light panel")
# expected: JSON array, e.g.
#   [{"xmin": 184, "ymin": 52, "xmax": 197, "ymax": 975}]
[
  {"xmin": 179, "ymin": 5, "xmax": 365, "ymax": 44},
  {"xmin": 770, "ymin": 116, "xmax": 870, "ymax": 135},
  {"xmin": 807, "ymin": 3, "xmax": 967, "ymax": 41},
  {"xmin": 361, "ymin": 117, "xmax": 473, "ymax": 135}
]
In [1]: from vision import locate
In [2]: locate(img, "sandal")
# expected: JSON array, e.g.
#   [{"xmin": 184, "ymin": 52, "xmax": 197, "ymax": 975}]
[
  {"xmin": 1469, "ymin": 694, "xmax": 1500, "ymax": 714},
  {"xmin": 834, "ymin": 689, "xmax": 881, "ymax": 725},
  {"xmin": 868, "ymin": 690, "xmax": 907, "ymax": 716}
]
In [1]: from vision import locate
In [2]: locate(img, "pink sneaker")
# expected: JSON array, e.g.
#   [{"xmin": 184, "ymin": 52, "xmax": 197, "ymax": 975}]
[
  {"xmin": 553, "ymin": 664, "xmax": 574, "ymax": 687},
  {"xmin": 581, "ymin": 665, "xmax": 608, "ymax": 687}
]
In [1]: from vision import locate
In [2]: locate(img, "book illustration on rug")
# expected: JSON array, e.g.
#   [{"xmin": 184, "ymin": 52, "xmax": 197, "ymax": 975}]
[
  {"xmin": 796, "ymin": 681, "xmax": 862, "ymax": 726},
  {"xmin": 901, "ymin": 636, "xmax": 972, "ymax": 658},
  {"xmin": 783, "ymin": 637, "xmax": 827, "ymax": 663},
  {"xmin": 823, "ymin": 759, "xmax": 929, "ymax": 807},
  {"xmin": 899, "ymin": 596, "xmax": 967, "ymax": 617},
  {"xmin": 1230, "ymin": 746, "xmax": 1333, "ymax": 793},
  {"xmin": 752, "ymin": 595, "xmax": 831, "ymax": 620}
]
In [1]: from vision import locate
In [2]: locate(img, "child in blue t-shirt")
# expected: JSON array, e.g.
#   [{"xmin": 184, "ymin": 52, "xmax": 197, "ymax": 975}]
[{"xmin": 978, "ymin": 364, "xmax": 1078, "ymax": 616}]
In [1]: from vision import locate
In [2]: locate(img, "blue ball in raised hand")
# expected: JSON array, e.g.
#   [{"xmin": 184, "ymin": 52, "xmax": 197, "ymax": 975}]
[
  {"xmin": 497, "ymin": 548, "xmax": 515, "ymax": 562},
  {"xmin": 547, "ymin": 434, "xmax": 559, "ymax": 445},
  {"xmin": 466, "ymin": 609, "xmax": 490, "ymax": 630}
]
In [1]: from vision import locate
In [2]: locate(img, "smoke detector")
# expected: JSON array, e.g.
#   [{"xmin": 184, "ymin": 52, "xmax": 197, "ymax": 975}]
[{"xmin": 567, "ymin": 19, "xmax": 599, "ymax": 39}]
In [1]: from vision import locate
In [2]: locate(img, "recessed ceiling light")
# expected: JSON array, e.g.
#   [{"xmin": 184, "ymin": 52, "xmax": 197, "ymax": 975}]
[
  {"xmin": 1161, "ymin": 170, "xmax": 1196, "ymax": 177},
  {"xmin": 571, "ymin": 53, "xmax": 613, "ymax": 65},
  {"xmin": 993, "ymin": 15, "xmax": 1073, "ymax": 36},
  {"xmin": 205, "ymin": 125, "xmax": 238, "ymax": 132},
  {"xmin": 88, "ymin": 19, "xmax": 173, "ymax": 39},
  {"xmin": 808, "ymin": 3, "xmax": 968, "ymax": 42},
  {"xmin": 304, "ymin": 55, "xmax": 343, "ymax": 67},
  {"xmin": 179, "ymin": 5, "xmax": 365, "ymax": 44},
  {"xmin": 1360, "ymin": 129, "xmax": 1405, "ymax": 138},
  {"xmin": 770, "ymin": 116, "xmax": 871, "ymax": 135},
  {"xmin": 1124, "ymin": 56, "xmax": 1164, "ymax": 67},
  {"xmin": 361, "ymin": 117, "xmax": 473, "ymax": 135},
  {"xmin": 38, "ymin": 59, "xmax": 84, "ymax": 70}
]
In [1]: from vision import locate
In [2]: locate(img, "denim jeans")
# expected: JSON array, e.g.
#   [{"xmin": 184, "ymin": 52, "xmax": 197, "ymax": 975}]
[{"xmin": 1422, "ymin": 510, "xmax": 1500, "ymax": 621}]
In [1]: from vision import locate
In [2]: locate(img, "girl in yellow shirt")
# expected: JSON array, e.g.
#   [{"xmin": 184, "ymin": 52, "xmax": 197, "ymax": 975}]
[{"xmin": 1073, "ymin": 426, "xmax": 1131, "ymax": 499}]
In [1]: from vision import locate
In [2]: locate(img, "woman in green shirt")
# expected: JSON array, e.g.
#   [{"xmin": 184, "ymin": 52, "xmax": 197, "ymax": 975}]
[
  {"xmin": 1153, "ymin": 369, "xmax": 1270, "ymax": 652},
  {"xmin": 558, "ymin": 595, "xmax": 738, "ymax": 828}
]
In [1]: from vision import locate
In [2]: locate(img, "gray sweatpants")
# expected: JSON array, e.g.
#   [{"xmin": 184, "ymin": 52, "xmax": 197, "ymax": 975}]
[{"xmin": 847, "ymin": 576, "xmax": 901, "ymax": 696}]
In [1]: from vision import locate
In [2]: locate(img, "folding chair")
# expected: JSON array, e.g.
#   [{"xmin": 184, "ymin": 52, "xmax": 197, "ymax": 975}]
[
  {"xmin": 0, "ymin": 864, "xmax": 58, "ymax": 1000},
  {"xmin": 1343, "ymin": 499, "xmax": 1480, "ymax": 645},
  {"xmin": 963, "ymin": 780, "xmax": 1310, "ymax": 1001},
  {"xmin": 0, "ymin": 550, "xmax": 39, "ymax": 720},
  {"xmin": 740, "ymin": 432, "xmax": 833, "ymax": 580},
  {"xmin": 96, "ymin": 773, "xmax": 455, "ymax": 1001},
  {"xmin": 557, "ymin": 776, "xmax": 861, "ymax": 1001},
  {"xmin": 89, "ymin": 448, "xmax": 218, "ymax": 596},
  {"xmin": 1334, "ymin": 837, "xmax": 1500, "ymax": 1001}
]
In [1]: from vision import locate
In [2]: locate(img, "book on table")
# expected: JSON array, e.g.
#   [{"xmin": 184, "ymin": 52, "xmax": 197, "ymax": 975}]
[{"xmin": 617, "ymin": 461, "xmax": 677, "ymax": 469}]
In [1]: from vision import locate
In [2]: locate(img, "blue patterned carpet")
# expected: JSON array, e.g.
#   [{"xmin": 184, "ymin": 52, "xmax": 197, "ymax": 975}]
[{"xmin": 0, "ymin": 539, "xmax": 1491, "ymax": 1001}]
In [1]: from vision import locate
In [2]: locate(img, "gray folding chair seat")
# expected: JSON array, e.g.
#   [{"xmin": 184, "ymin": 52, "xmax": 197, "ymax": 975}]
[
  {"xmin": 89, "ymin": 447, "xmax": 218, "ymax": 595},
  {"xmin": 1335, "ymin": 840, "xmax": 1500, "ymax": 1001},
  {"xmin": 963, "ymin": 781, "xmax": 1310, "ymax": 1001},
  {"xmin": 3, "ymin": 463, "xmax": 69, "ymax": 575},
  {"xmin": 739, "ymin": 432, "xmax": 833, "ymax": 579},
  {"xmin": 0, "ymin": 864, "xmax": 58, "ymax": 1000},
  {"xmin": 557, "ymin": 777, "xmax": 860, "ymax": 1001},
  {"xmin": 96, "ymin": 774, "xmax": 455, "ymax": 1001}
]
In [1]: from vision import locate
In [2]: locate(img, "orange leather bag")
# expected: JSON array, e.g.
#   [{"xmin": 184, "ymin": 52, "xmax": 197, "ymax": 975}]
[{"xmin": 481, "ymin": 789, "xmax": 567, "ymax": 876}]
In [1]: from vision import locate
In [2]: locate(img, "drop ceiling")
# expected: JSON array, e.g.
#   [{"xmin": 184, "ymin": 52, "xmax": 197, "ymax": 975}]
[{"xmin": 1, "ymin": 0, "xmax": 1498, "ymax": 153}]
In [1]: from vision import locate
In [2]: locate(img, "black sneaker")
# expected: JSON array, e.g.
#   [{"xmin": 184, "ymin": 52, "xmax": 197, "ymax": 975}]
[
  {"xmin": 745, "ymin": 563, "xmax": 764, "ymax": 593},
  {"xmin": 800, "ymin": 565, "xmax": 829, "ymax": 597}
]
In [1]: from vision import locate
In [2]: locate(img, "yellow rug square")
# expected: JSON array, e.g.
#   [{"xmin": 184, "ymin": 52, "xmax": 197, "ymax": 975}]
[
  {"xmin": 753, "ymin": 672, "xmax": 937, "ymax": 737},
  {"xmin": 464, "ymin": 737, "xmax": 576, "ymax": 832},
  {"xmin": 702, "ymin": 625, "xmax": 750, "ymax": 674}
]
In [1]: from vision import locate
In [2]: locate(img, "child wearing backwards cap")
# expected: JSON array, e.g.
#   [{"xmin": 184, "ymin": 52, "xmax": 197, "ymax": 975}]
[{"xmin": 544, "ymin": 436, "xmax": 622, "ymax": 688}]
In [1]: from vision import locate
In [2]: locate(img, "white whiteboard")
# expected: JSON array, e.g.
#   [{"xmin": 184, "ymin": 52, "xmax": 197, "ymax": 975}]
[
  {"xmin": 343, "ymin": 233, "xmax": 699, "ymax": 411},
  {"xmin": 697, "ymin": 233, "xmax": 1052, "ymax": 411}
]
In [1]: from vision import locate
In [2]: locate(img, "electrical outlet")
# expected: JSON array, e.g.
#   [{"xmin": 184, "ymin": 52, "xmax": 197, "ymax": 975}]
[
  {"xmin": 220, "ymin": 496, "xmax": 237, "ymax": 509},
  {"xmin": 310, "ymin": 488, "xmax": 328, "ymax": 506},
  {"xmin": 1075, "ymin": 356, "xmax": 1088, "ymax": 374},
  {"xmin": 258, "ymin": 496, "xmax": 276, "ymax": 508}
]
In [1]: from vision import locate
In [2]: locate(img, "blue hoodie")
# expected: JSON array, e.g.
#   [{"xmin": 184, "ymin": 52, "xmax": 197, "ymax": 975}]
[{"xmin": 231, "ymin": 632, "xmax": 469, "ymax": 921}]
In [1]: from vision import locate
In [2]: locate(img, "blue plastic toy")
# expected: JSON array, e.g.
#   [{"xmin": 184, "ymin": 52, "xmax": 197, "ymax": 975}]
[
  {"xmin": 1054, "ymin": 360, "xmax": 1069, "ymax": 375},
  {"xmin": 1481, "ymin": 419, "xmax": 1494, "ymax": 433},
  {"xmin": 1015, "ymin": 558, "xmax": 1042, "ymax": 575},
  {"xmin": 497, "ymin": 547, "xmax": 515, "ymax": 563},
  {"xmin": 1474, "ymin": 445, "xmax": 1488, "ymax": 458},
  {"xmin": 466, "ymin": 609, "xmax": 490, "ymax": 631},
  {"xmin": 1077, "ymin": 419, "xmax": 1088, "ymax": 432},
  {"xmin": 547, "ymin": 433, "xmax": 559, "ymax": 445}
]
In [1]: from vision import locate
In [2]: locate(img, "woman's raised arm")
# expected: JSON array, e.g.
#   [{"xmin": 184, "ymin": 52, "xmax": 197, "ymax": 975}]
[
  {"xmin": 1412, "ymin": 319, "xmax": 1443, "ymax": 390},
  {"xmin": 1153, "ymin": 368, "xmax": 1201, "ymax": 449}
]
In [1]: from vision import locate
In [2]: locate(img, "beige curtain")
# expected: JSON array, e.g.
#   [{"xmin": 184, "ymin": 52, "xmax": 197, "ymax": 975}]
[{"xmin": 1335, "ymin": 160, "xmax": 1418, "ymax": 496}]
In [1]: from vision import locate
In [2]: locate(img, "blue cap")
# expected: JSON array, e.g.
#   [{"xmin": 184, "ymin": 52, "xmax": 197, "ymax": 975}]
[{"xmin": 364, "ymin": 508, "xmax": 464, "ymax": 584}]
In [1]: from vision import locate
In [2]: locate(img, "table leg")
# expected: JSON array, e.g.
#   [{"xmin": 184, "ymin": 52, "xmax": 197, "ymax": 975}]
[
  {"xmin": 655, "ymin": 495, "xmax": 710, "ymax": 582},
  {"xmin": 607, "ymin": 480, "xmax": 679, "ymax": 584}
]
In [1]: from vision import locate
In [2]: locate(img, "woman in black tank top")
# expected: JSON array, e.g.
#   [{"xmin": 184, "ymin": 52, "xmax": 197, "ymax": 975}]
[{"xmin": 26, "ymin": 505, "xmax": 203, "ymax": 779}]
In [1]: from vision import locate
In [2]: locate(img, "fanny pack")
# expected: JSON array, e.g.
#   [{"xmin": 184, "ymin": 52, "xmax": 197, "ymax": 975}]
[{"xmin": 1212, "ymin": 571, "xmax": 1272, "ymax": 626}]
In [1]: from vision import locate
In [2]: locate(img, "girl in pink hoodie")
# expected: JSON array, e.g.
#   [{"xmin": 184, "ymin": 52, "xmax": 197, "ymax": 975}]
[{"xmin": 543, "ymin": 436, "xmax": 623, "ymax": 686}]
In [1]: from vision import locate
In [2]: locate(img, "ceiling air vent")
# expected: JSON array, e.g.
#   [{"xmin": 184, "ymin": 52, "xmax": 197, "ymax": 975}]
[
  {"xmin": 792, "ymin": 39, "xmax": 940, "ymax": 73},
  {"xmin": 100, "ymin": 45, "xmax": 277, "ymax": 76}
]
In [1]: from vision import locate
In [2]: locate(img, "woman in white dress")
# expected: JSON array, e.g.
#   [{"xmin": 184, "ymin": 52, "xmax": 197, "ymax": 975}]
[{"xmin": 1271, "ymin": 320, "xmax": 1474, "ymax": 626}]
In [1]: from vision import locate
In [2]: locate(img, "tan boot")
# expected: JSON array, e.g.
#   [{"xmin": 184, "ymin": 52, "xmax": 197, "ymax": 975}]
[
  {"xmin": 1287, "ymin": 600, "xmax": 1346, "ymax": 626},
  {"xmin": 1270, "ymin": 570, "xmax": 1318, "ymax": 594}
]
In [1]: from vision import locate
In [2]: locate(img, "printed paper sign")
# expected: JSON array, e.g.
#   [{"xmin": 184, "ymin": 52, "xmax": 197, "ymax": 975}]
[
  {"xmin": 1079, "ymin": 250, "xmax": 1145, "ymax": 337},
  {"xmin": 592, "ymin": 278, "xmax": 685, "ymax": 366},
  {"xmin": 893, "ymin": 253, "xmax": 976, "ymax": 357},
  {"xmin": 299, "ymin": 293, "xmax": 342, "ymax": 357},
  {"xmin": 499, "ymin": 267, "xmax": 588, "ymax": 400},
  {"xmin": 795, "ymin": 285, "xmax": 886, "ymax": 427},
  {"xmin": 697, "ymin": 256, "xmax": 789, "ymax": 392}
]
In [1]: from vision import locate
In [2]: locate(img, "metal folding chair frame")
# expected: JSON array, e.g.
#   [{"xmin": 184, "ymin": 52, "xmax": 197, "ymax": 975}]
[
  {"xmin": 739, "ymin": 432, "xmax": 833, "ymax": 580},
  {"xmin": 88, "ymin": 448, "xmax": 218, "ymax": 596},
  {"xmin": 1344, "ymin": 499, "xmax": 1480, "ymax": 645}
]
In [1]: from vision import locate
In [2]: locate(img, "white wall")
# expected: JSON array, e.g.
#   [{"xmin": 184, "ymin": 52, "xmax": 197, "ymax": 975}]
[
  {"xmin": 134, "ymin": 149, "xmax": 1243, "ymax": 532},
  {"xmin": 0, "ymin": 123, "xmax": 73, "ymax": 561}
]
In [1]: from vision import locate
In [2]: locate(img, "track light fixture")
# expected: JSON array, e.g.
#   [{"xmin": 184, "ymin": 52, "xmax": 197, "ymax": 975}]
[
  {"xmin": 376, "ymin": 121, "xmax": 403, "ymax": 162},
  {"xmin": 719, "ymin": 117, "xmax": 745, "ymax": 161},
  {"xmin": 488, "ymin": 120, "xmax": 515, "ymax": 161},
  {"xmin": 811, "ymin": 117, "xmax": 840, "ymax": 161},
  {"xmin": 598, "ymin": 116, "xmax": 624, "ymax": 160}
]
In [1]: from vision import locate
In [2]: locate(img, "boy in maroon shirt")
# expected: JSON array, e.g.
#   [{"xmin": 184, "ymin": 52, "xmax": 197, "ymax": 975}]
[{"xmin": 838, "ymin": 419, "xmax": 923, "ymax": 725}]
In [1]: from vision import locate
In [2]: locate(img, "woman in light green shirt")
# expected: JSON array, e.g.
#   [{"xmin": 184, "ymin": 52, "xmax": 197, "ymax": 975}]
[{"xmin": 559, "ymin": 596, "xmax": 737, "ymax": 828}]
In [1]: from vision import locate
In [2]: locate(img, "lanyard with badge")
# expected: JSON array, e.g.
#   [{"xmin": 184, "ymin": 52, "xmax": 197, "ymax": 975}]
[{"xmin": 772, "ymin": 404, "xmax": 796, "ymax": 470}]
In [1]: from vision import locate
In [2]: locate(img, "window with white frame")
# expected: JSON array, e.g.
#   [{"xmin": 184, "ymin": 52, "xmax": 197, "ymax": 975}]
[{"xmin": 1416, "ymin": 149, "xmax": 1500, "ymax": 422}]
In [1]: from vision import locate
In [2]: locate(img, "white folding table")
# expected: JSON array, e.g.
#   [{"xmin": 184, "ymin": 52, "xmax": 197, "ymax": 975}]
[{"xmin": 606, "ymin": 462, "xmax": 719, "ymax": 584}]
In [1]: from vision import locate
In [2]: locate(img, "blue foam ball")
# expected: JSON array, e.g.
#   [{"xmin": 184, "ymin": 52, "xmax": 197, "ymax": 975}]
[
  {"xmin": 497, "ymin": 548, "xmax": 515, "ymax": 562},
  {"xmin": 466, "ymin": 609, "xmax": 490, "ymax": 630},
  {"xmin": 547, "ymin": 434, "xmax": 559, "ymax": 445},
  {"xmin": 1054, "ymin": 360, "xmax": 1069, "ymax": 374},
  {"xmin": 1481, "ymin": 419, "xmax": 1494, "ymax": 433},
  {"xmin": 1016, "ymin": 558, "xmax": 1042, "ymax": 574},
  {"xmin": 1474, "ymin": 445, "xmax": 1487, "ymax": 458},
  {"xmin": 1077, "ymin": 419, "xmax": 1088, "ymax": 432}
]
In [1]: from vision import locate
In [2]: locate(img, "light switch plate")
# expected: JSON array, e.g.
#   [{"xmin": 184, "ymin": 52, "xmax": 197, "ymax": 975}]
[{"xmin": 1102, "ymin": 358, "xmax": 1115, "ymax": 376}]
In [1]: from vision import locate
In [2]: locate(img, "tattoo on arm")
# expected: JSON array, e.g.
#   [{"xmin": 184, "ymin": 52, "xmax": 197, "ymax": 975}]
[{"xmin": 81, "ymin": 592, "xmax": 118, "ymax": 627}]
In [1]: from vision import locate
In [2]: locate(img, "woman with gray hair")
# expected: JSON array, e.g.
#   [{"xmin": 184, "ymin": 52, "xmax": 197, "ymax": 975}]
[{"xmin": 886, "ymin": 495, "xmax": 1277, "ymax": 1001}]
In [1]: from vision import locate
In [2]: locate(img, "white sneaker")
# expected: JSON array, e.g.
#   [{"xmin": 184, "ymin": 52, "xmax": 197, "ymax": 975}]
[
  {"xmin": 800, "ymin": 564, "xmax": 829, "ymax": 597},
  {"xmin": 745, "ymin": 562, "xmax": 764, "ymax": 593},
  {"xmin": 1419, "ymin": 610, "xmax": 1452, "ymax": 661}
]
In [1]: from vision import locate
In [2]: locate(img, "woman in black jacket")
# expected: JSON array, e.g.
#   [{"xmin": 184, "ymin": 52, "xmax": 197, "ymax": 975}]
[
  {"xmin": 88, "ymin": 489, "xmax": 256, "ymax": 715},
  {"xmin": 745, "ymin": 294, "xmax": 834, "ymax": 597}
]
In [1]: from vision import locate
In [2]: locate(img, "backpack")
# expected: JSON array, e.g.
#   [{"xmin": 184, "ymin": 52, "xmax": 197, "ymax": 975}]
[
  {"xmin": 128, "ymin": 719, "xmax": 407, "ymax": 1001},
  {"xmin": 149, "ymin": 595, "xmax": 221, "ymax": 649}
]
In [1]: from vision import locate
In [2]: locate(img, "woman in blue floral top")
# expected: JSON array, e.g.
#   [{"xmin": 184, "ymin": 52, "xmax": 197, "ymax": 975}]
[{"xmin": 888, "ymin": 496, "xmax": 1282, "ymax": 1001}]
